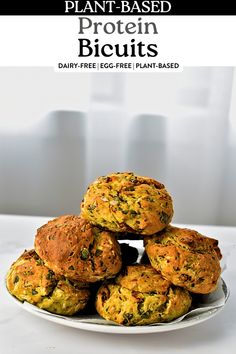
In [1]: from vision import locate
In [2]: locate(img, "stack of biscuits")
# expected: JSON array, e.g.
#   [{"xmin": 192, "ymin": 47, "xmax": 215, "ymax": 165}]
[{"xmin": 6, "ymin": 172, "xmax": 222, "ymax": 326}]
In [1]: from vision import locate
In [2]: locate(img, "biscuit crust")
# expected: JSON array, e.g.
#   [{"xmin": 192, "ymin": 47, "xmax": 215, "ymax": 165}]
[
  {"xmin": 95, "ymin": 265, "xmax": 192, "ymax": 326},
  {"xmin": 81, "ymin": 172, "xmax": 173, "ymax": 235},
  {"xmin": 6, "ymin": 250, "xmax": 90, "ymax": 315},
  {"xmin": 144, "ymin": 226, "xmax": 222, "ymax": 294},
  {"xmin": 34, "ymin": 215, "xmax": 122, "ymax": 282}
]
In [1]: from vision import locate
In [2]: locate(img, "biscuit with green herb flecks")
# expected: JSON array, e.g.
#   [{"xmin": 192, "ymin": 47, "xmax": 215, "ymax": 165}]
[
  {"xmin": 95, "ymin": 264, "xmax": 192, "ymax": 326},
  {"xmin": 6, "ymin": 250, "xmax": 90, "ymax": 315},
  {"xmin": 81, "ymin": 172, "xmax": 173, "ymax": 235},
  {"xmin": 34, "ymin": 215, "xmax": 122, "ymax": 282},
  {"xmin": 144, "ymin": 226, "xmax": 222, "ymax": 294}
]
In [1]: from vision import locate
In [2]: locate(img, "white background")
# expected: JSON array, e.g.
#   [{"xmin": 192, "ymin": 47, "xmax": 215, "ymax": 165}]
[
  {"xmin": 0, "ymin": 16, "xmax": 236, "ymax": 227},
  {"xmin": 0, "ymin": 16, "xmax": 236, "ymax": 68}
]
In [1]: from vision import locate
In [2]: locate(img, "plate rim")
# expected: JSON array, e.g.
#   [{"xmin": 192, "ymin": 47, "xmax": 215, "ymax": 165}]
[{"xmin": 6, "ymin": 278, "xmax": 229, "ymax": 334}]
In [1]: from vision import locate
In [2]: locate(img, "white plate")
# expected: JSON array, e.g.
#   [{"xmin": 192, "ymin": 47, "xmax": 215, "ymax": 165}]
[{"xmin": 7, "ymin": 278, "xmax": 229, "ymax": 334}]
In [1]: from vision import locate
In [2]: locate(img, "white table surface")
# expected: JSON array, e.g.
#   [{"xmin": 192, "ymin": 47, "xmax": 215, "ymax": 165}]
[{"xmin": 1, "ymin": 214, "xmax": 236, "ymax": 354}]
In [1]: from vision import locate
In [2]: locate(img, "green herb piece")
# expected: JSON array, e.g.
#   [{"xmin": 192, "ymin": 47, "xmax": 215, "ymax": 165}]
[
  {"xmin": 88, "ymin": 204, "xmax": 97, "ymax": 212},
  {"xmin": 146, "ymin": 196, "xmax": 155, "ymax": 202},
  {"xmin": 95, "ymin": 249, "xmax": 103, "ymax": 257},
  {"xmin": 14, "ymin": 275, "xmax": 19, "ymax": 284},
  {"xmin": 36, "ymin": 258, "xmax": 44, "ymax": 266},
  {"xmin": 68, "ymin": 265, "xmax": 75, "ymax": 270},
  {"xmin": 159, "ymin": 211, "xmax": 169, "ymax": 224},
  {"xmin": 124, "ymin": 313, "xmax": 133, "ymax": 320},
  {"xmin": 130, "ymin": 210, "xmax": 138, "ymax": 217},
  {"xmin": 125, "ymin": 186, "xmax": 135, "ymax": 191},
  {"xmin": 81, "ymin": 248, "xmax": 89, "ymax": 260},
  {"xmin": 149, "ymin": 292, "xmax": 156, "ymax": 296},
  {"xmin": 123, "ymin": 313, "xmax": 133, "ymax": 324},
  {"xmin": 130, "ymin": 176, "xmax": 138, "ymax": 183},
  {"xmin": 46, "ymin": 270, "xmax": 54, "ymax": 280},
  {"xmin": 141, "ymin": 310, "xmax": 151, "ymax": 319}
]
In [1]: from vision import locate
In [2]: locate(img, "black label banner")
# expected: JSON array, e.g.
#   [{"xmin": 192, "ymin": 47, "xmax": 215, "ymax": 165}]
[{"xmin": 0, "ymin": 0, "xmax": 236, "ymax": 16}]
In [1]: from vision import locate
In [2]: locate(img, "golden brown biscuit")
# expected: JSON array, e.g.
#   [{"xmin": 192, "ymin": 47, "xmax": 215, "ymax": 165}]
[
  {"xmin": 6, "ymin": 250, "xmax": 90, "ymax": 316},
  {"xmin": 95, "ymin": 265, "xmax": 192, "ymax": 326},
  {"xmin": 34, "ymin": 215, "xmax": 122, "ymax": 282},
  {"xmin": 81, "ymin": 172, "xmax": 173, "ymax": 235},
  {"xmin": 144, "ymin": 226, "xmax": 222, "ymax": 294}
]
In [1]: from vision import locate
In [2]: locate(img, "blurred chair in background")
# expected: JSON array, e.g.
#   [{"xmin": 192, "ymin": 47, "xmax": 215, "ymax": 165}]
[
  {"xmin": 0, "ymin": 110, "xmax": 86, "ymax": 216},
  {"xmin": 0, "ymin": 68, "xmax": 236, "ymax": 227},
  {"xmin": 125, "ymin": 114, "xmax": 167, "ymax": 183},
  {"xmin": 86, "ymin": 73, "xmax": 127, "ymax": 183}
]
